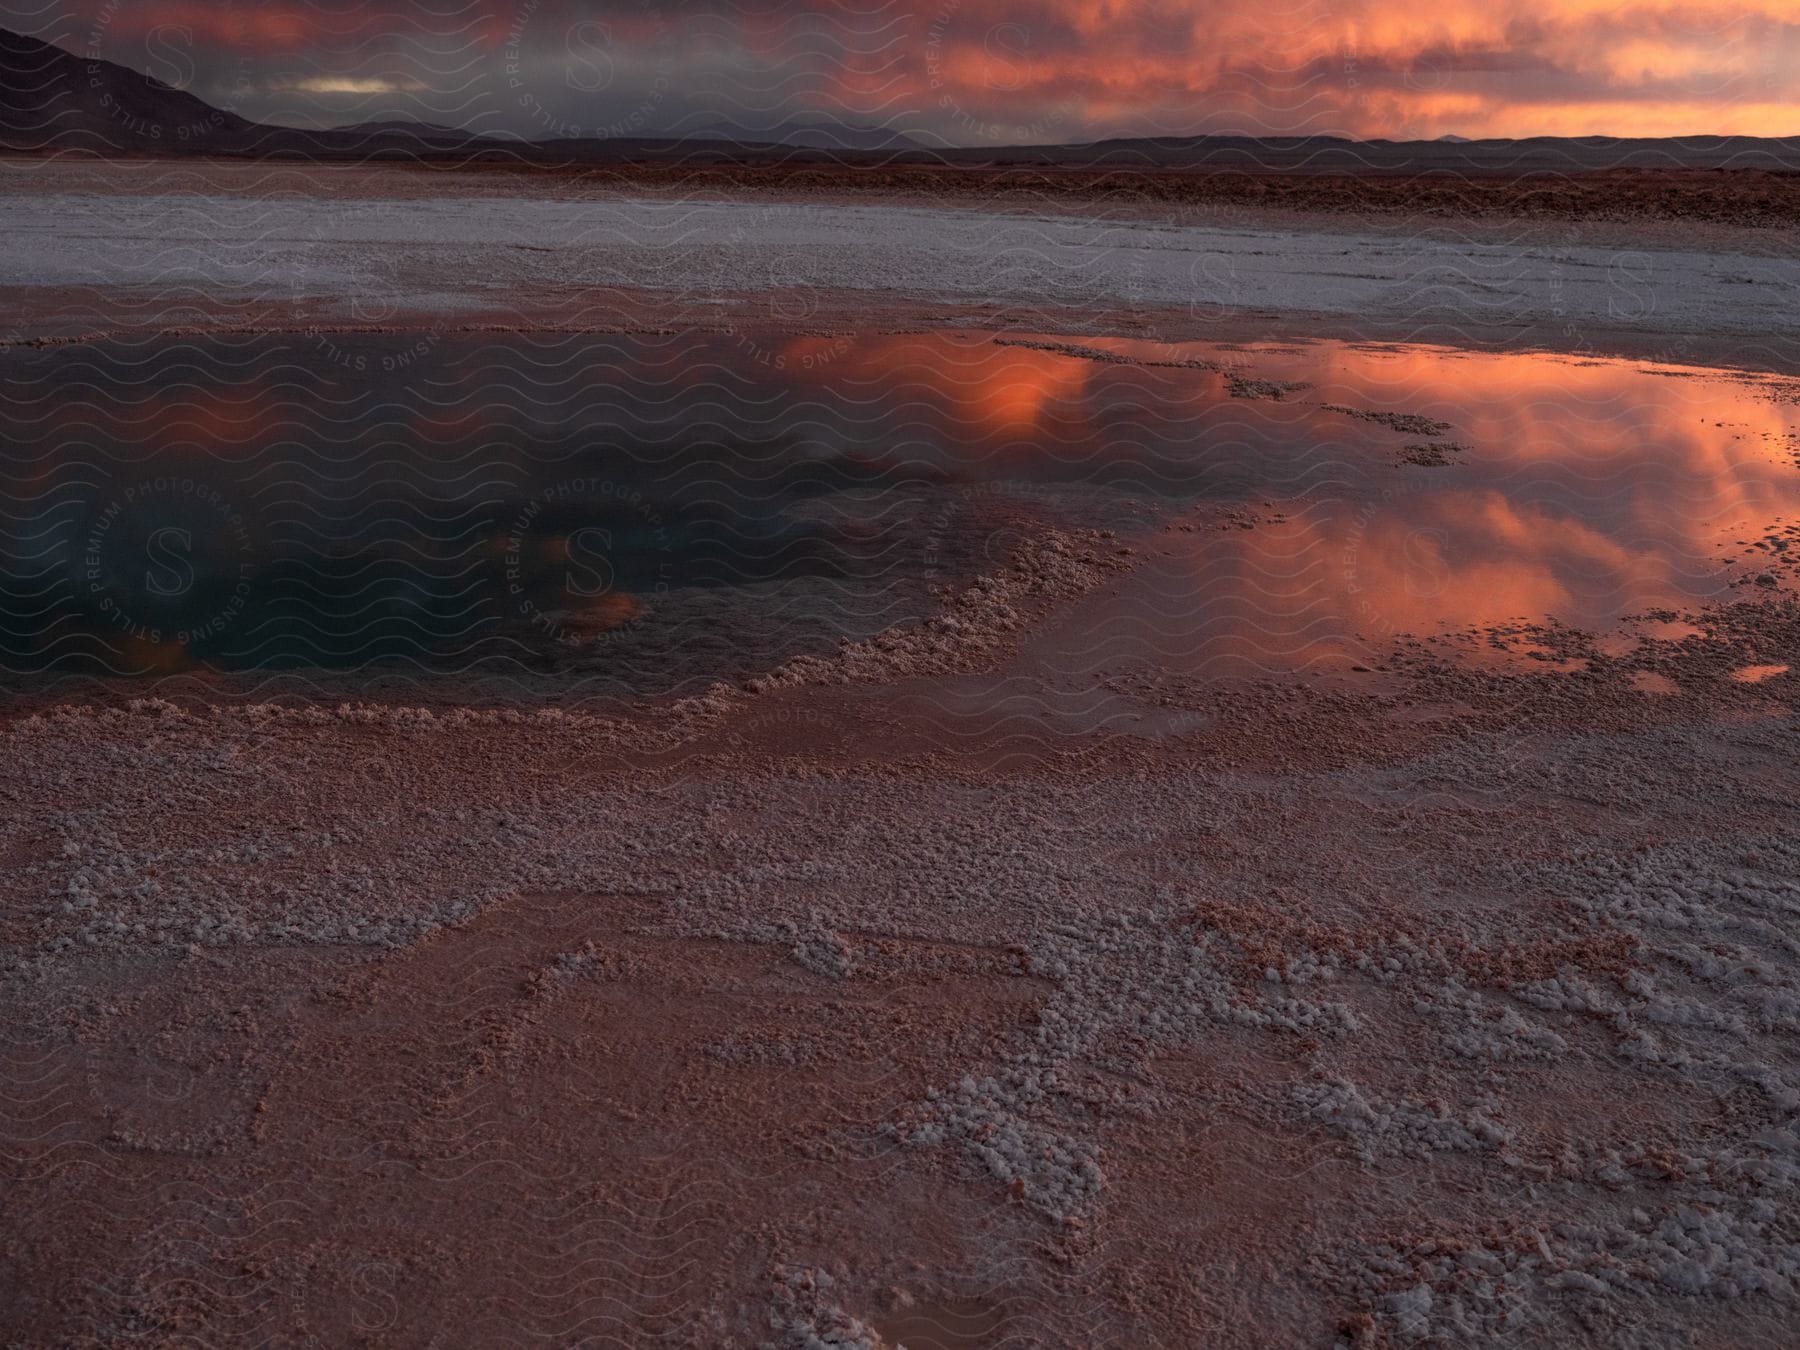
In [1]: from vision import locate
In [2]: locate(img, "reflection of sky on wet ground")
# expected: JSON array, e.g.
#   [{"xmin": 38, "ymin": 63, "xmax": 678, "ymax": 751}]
[
  {"xmin": 1, "ymin": 331, "xmax": 1795, "ymax": 691},
  {"xmin": 1011, "ymin": 338, "xmax": 1800, "ymax": 676}
]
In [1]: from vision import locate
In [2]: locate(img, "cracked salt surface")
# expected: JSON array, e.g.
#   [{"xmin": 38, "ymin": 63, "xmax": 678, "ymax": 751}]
[
  {"xmin": 6, "ymin": 544, "xmax": 1800, "ymax": 1343},
  {"xmin": 766, "ymin": 1265, "xmax": 888, "ymax": 1350},
  {"xmin": 14, "ymin": 709, "xmax": 1800, "ymax": 1323}
]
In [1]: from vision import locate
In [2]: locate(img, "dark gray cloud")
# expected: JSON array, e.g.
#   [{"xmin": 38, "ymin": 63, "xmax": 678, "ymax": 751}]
[{"xmin": 16, "ymin": 0, "xmax": 1799, "ymax": 142}]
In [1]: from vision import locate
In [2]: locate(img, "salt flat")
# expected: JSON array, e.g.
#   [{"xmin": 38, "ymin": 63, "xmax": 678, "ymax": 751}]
[
  {"xmin": 6, "ymin": 166, "xmax": 1800, "ymax": 1347},
  {"xmin": 3, "ymin": 187, "xmax": 1795, "ymax": 358}
]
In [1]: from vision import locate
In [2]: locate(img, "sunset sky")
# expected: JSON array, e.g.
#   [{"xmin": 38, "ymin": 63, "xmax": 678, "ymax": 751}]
[{"xmin": 26, "ymin": 0, "xmax": 1800, "ymax": 144}]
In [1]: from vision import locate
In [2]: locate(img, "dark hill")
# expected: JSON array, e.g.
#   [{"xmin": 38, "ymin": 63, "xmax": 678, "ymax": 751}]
[{"xmin": 0, "ymin": 26, "xmax": 255, "ymax": 151}]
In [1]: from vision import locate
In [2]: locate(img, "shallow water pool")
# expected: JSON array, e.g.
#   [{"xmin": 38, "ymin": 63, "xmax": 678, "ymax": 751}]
[{"xmin": 2, "ymin": 330, "xmax": 1794, "ymax": 695}]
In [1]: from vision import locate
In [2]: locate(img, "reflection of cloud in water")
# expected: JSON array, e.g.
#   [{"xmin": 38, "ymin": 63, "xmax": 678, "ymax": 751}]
[
  {"xmin": 1, "ymin": 331, "xmax": 1796, "ymax": 687},
  {"xmin": 996, "ymin": 337, "xmax": 1800, "ymax": 676}
]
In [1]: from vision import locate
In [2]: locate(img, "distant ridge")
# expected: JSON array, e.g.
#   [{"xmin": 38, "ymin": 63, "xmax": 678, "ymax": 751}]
[
  {"xmin": 3, "ymin": 28, "xmax": 1797, "ymax": 173},
  {"xmin": 671, "ymin": 116, "xmax": 929, "ymax": 154},
  {"xmin": 334, "ymin": 119, "xmax": 485, "ymax": 140},
  {"xmin": 950, "ymin": 132, "xmax": 1800, "ymax": 174}
]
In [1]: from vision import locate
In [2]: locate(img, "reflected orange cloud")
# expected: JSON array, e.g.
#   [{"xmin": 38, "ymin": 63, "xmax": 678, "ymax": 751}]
[
  {"xmin": 776, "ymin": 331, "xmax": 1800, "ymax": 669},
  {"xmin": 1344, "ymin": 491, "xmax": 1649, "ymax": 631},
  {"xmin": 41, "ymin": 382, "xmax": 284, "ymax": 456},
  {"xmin": 778, "ymin": 334, "xmax": 1101, "ymax": 437},
  {"xmin": 1239, "ymin": 350, "xmax": 1791, "ymax": 658},
  {"xmin": 980, "ymin": 334, "xmax": 1800, "ymax": 671},
  {"xmin": 11, "ymin": 330, "xmax": 1799, "ymax": 680}
]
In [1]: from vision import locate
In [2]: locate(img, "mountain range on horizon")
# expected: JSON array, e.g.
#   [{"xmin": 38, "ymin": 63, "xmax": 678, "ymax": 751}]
[
  {"xmin": 325, "ymin": 115, "xmax": 928, "ymax": 155},
  {"xmin": 4, "ymin": 27, "xmax": 1798, "ymax": 173}
]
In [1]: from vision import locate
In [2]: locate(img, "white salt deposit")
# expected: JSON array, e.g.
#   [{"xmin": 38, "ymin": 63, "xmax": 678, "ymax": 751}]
[
  {"xmin": 2, "ymin": 189, "xmax": 1793, "ymax": 346},
  {"xmin": 5, "ymin": 512, "xmax": 1800, "ymax": 1344}
]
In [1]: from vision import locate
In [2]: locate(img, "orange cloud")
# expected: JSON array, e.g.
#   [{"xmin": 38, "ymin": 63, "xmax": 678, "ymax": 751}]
[{"xmin": 34, "ymin": 0, "xmax": 1800, "ymax": 140}]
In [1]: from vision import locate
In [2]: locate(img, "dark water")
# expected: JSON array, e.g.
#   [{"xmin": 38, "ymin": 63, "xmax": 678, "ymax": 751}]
[{"xmin": 2, "ymin": 330, "xmax": 1795, "ymax": 694}]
